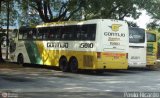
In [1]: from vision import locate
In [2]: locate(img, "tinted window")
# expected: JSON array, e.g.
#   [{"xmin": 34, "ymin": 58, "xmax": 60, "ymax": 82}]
[
  {"xmin": 37, "ymin": 28, "xmax": 44, "ymax": 40},
  {"xmin": 18, "ymin": 24, "xmax": 96, "ymax": 41},
  {"xmin": 129, "ymin": 28, "xmax": 145, "ymax": 43},
  {"xmin": 77, "ymin": 24, "xmax": 96, "ymax": 41},
  {"xmin": 53, "ymin": 27, "xmax": 62, "ymax": 40},
  {"xmin": 19, "ymin": 28, "xmax": 36, "ymax": 40},
  {"xmin": 61, "ymin": 26, "xmax": 75, "ymax": 40},
  {"xmin": 18, "ymin": 30, "xmax": 23, "ymax": 39},
  {"xmin": 147, "ymin": 33, "xmax": 156, "ymax": 42}
]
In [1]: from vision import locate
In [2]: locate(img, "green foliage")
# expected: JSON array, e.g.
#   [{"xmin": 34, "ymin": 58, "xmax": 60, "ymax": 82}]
[
  {"xmin": 140, "ymin": 0, "xmax": 160, "ymax": 20},
  {"xmin": 83, "ymin": 0, "xmax": 142, "ymax": 20},
  {"xmin": 0, "ymin": 0, "xmax": 160, "ymax": 26},
  {"xmin": 15, "ymin": 0, "xmax": 147, "ymax": 23},
  {"xmin": 147, "ymin": 20, "xmax": 160, "ymax": 30},
  {"xmin": 0, "ymin": 0, "xmax": 18, "ymax": 27},
  {"xmin": 142, "ymin": 0, "xmax": 160, "ymax": 30}
]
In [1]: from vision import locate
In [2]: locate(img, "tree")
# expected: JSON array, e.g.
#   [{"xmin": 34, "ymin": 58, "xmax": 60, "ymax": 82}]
[
  {"xmin": 15, "ymin": 0, "xmax": 150, "ymax": 25},
  {"xmin": 127, "ymin": 21, "xmax": 139, "ymax": 27},
  {"xmin": 140, "ymin": 0, "xmax": 160, "ymax": 20},
  {"xmin": 82, "ymin": 0, "xmax": 143, "ymax": 20},
  {"xmin": 17, "ymin": 0, "xmax": 86, "ymax": 23},
  {"xmin": 1, "ymin": 0, "xmax": 160, "ymax": 26},
  {"xmin": 0, "ymin": 0, "xmax": 18, "ymax": 27},
  {"xmin": 0, "ymin": 0, "xmax": 5, "ymax": 12},
  {"xmin": 147, "ymin": 21, "xmax": 160, "ymax": 32},
  {"xmin": 138, "ymin": 0, "xmax": 160, "ymax": 30}
]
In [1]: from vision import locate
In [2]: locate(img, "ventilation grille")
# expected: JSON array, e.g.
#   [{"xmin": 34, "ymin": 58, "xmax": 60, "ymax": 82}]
[{"xmin": 83, "ymin": 55, "xmax": 94, "ymax": 67}]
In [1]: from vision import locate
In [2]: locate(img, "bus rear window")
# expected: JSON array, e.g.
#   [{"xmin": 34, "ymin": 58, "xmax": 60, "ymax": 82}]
[
  {"xmin": 147, "ymin": 33, "xmax": 156, "ymax": 42},
  {"xmin": 129, "ymin": 28, "xmax": 145, "ymax": 43}
]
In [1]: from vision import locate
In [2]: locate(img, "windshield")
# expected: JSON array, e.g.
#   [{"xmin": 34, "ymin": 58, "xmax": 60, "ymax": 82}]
[
  {"xmin": 147, "ymin": 33, "xmax": 156, "ymax": 42},
  {"xmin": 129, "ymin": 28, "xmax": 145, "ymax": 43}
]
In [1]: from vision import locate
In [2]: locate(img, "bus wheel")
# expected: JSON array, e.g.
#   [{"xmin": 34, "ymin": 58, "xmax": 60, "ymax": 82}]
[
  {"xmin": 17, "ymin": 54, "xmax": 24, "ymax": 65},
  {"xmin": 69, "ymin": 58, "xmax": 78, "ymax": 73},
  {"xmin": 59, "ymin": 57, "xmax": 69, "ymax": 72}
]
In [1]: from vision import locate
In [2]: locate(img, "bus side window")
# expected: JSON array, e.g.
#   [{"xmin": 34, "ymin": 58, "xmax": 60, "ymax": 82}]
[
  {"xmin": 23, "ymin": 29, "xmax": 28, "ymax": 39},
  {"xmin": 62, "ymin": 33, "xmax": 67, "ymax": 40},
  {"xmin": 88, "ymin": 24, "xmax": 96, "ymax": 40},
  {"xmin": 27, "ymin": 28, "xmax": 37, "ymax": 40},
  {"xmin": 55, "ymin": 27, "xmax": 62, "ymax": 40},
  {"xmin": 76, "ymin": 25, "xmax": 81, "ymax": 40},
  {"xmin": 77, "ymin": 33, "xmax": 81, "ymax": 39},
  {"xmin": 37, "ymin": 28, "xmax": 43, "ymax": 40},
  {"xmin": 48, "ymin": 27, "xmax": 54, "ymax": 40},
  {"xmin": 81, "ymin": 33, "xmax": 88, "ymax": 40},
  {"xmin": 18, "ymin": 30, "xmax": 23, "ymax": 40},
  {"xmin": 61, "ymin": 26, "xmax": 74, "ymax": 40},
  {"xmin": 55, "ymin": 33, "xmax": 61, "ymax": 40},
  {"xmin": 50, "ymin": 27, "xmax": 56, "ymax": 40},
  {"xmin": 80, "ymin": 25, "xmax": 88, "ymax": 40},
  {"xmin": 32, "ymin": 29, "xmax": 37, "ymax": 39},
  {"xmin": 43, "ymin": 27, "xmax": 50, "ymax": 40},
  {"xmin": 70, "ymin": 26, "xmax": 76, "ymax": 40},
  {"xmin": 27, "ymin": 30, "xmax": 33, "ymax": 39}
]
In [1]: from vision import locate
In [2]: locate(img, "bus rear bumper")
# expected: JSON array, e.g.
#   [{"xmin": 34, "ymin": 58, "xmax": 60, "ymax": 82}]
[
  {"xmin": 128, "ymin": 62, "xmax": 146, "ymax": 68},
  {"xmin": 95, "ymin": 61, "xmax": 128, "ymax": 70}
]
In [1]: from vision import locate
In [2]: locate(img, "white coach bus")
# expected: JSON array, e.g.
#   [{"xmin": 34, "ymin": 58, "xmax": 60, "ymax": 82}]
[
  {"xmin": 9, "ymin": 19, "xmax": 129, "ymax": 73},
  {"xmin": 128, "ymin": 27, "xmax": 147, "ymax": 68}
]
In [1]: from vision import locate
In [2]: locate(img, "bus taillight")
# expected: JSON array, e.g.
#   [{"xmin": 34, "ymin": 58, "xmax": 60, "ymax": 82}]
[
  {"xmin": 97, "ymin": 52, "xmax": 101, "ymax": 59},
  {"xmin": 126, "ymin": 53, "xmax": 128, "ymax": 59}
]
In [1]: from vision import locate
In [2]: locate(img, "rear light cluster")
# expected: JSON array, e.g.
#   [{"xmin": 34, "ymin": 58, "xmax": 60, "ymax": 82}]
[
  {"xmin": 126, "ymin": 53, "xmax": 128, "ymax": 59},
  {"xmin": 97, "ymin": 52, "xmax": 128, "ymax": 59},
  {"xmin": 97, "ymin": 52, "xmax": 101, "ymax": 59}
]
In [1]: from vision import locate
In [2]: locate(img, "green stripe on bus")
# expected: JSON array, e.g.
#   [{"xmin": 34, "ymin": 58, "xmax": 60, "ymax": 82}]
[{"xmin": 25, "ymin": 41, "xmax": 42, "ymax": 64}]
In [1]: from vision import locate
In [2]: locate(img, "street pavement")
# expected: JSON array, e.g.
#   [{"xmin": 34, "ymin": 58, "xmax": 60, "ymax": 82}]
[{"xmin": 0, "ymin": 63, "xmax": 160, "ymax": 98}]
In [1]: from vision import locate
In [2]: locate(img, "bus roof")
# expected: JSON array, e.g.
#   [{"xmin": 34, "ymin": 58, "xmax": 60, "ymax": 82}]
[{"xmin": 36, "ymin": 19, "xmax": 127, "ymax": 28}]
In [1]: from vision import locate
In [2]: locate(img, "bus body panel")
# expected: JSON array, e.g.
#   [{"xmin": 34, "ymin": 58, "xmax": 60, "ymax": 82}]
[
  {"xmin": 128, "ymin": 45, "xmax": 146, "ymax": 67},
  {"xmin": 10, "ymin": 41, "xmax": 31, "ymax": 64},
  {"xmin": 99, "ymin": 20, "xmax": 129, "ymax": 69}
]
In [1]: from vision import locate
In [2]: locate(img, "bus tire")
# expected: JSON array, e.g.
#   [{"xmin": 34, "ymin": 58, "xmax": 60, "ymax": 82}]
[
  {"xmin": 59, "ymin": 57, "xmax": 69, "ymax": 72},
  {"xmin": 17, "ymin": 54, "xmax": 24, "ymax": 65},
  {"xmin": 69, "ymin": 57, "xmax": 78, "ymax": 73}
]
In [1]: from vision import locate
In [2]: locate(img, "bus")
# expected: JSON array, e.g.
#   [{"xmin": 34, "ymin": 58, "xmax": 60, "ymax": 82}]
[
  {"xmin": 128, "ymin": 27, "xmax": 147, "ymax": 68},
  {"xmin": 146, "ymin": 31, "xmax": 158, "ymax": 68},
  {"xmin": 9, "ymin": 19, "xmax": 129, "ymax": 73}
]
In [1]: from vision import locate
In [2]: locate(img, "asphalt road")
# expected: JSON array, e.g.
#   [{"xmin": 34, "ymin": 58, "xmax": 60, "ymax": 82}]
[{"xmin": 0, "ymin": 63, "xmax": 160, "ymax": 98}]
